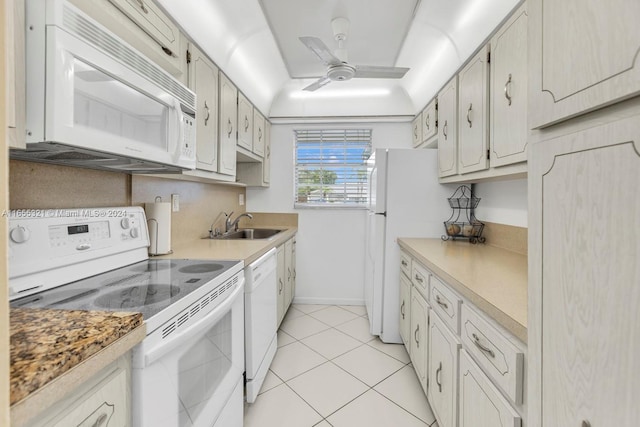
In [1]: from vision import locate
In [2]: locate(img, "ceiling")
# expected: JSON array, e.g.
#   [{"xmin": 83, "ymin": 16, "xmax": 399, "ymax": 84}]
[{"xmin": 157, "ymin": 0, "xmax": 521, "ymax": 118}]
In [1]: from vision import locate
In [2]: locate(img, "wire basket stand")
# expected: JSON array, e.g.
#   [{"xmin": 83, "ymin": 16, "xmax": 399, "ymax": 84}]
[{"xmin": 442, "ymin": 185, "xmax": 486, "ymax": 244}]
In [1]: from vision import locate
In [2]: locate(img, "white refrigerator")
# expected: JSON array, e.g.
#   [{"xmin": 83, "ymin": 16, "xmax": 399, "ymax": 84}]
[{"xmin": 364, "ymin": 148, "xmax": 453, "ymax": 343}]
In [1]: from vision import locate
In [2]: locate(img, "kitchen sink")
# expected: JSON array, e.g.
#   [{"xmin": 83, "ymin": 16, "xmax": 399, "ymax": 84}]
[{"xmin": 207, "ymin": 228, "xmax": 284, "ymax": 240}]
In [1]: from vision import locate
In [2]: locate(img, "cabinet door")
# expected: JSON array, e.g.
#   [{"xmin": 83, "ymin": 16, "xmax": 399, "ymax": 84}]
[
  {"xmin": 459, "ymin": 350, "xmax": 521, "ymax": 427},
  {"xmin": 529, "ymin": 0, "xmax": 640, "ymax": 128},
  {"xmin": 437, "ymin": 76, "xmax": 458, "ymax": 178},
  {"xmin": 284, "ymin": 238, "xmax": 294, "ymax": 310},
  {"xmin": 422, "ymin": 99, "xmax": 438, "ymax": 143},
  {"xmin": 399, "ymin": 273, "xmax": 412, "ymax": 351},
  {"xmin": 276, "ymin": 244, "xmax": 285, "ymax": 326},
  {"xmin": 409, "ymin": 288, "xmax": 429, "ymax": 394},
  {"xmin": 263, "ymin": 121, "xmax": 271, "ymax": 185},
  {"xmin": 529, "ymin": 116, "xmax": 640, "ymax": 427},
  {"xmin": 188, "ymin": 44, "xmax": 218, "ymax": 172},
  {"xmin": 70, "ymin": 0, "xmax": 186, "ymax": 80},
  {"xmin": 490, "ymin": 4, "xmax": 528, "ymax": 167},
  {"xmin": 412, "ymin": 113, "xmax": 423, "ymax": 147},
  {"xmin": 253, "ymin": 109, "xmax": 266, "ymax": 157},
  {"xmin": 428, "ymin": 313, "xmax": 461, "ymax": 427},
  {"xmin": 237, "ymin": 92, "xmax": 253, "ymax": 151},
  {"xmin": 218, "ymin": 73, "xmax": 237, "ymax": 176},
  {"xmin": 7, "ymin": 0, "xmax": 25, "ymax": 149},
  {"xmin": 458, "ymin": 46, "xmax": 489, "ymax": 174}
]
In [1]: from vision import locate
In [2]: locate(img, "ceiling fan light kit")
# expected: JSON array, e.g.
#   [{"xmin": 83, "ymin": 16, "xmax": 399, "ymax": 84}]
[{"xmin": 299, "ymin": 16, "xmax": 410, "ymax": 91}]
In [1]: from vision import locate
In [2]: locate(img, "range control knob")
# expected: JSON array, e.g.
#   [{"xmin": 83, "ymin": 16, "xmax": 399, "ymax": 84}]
[
  {"xmin": 120, "ymin": 218, "xmax": 130, "ymax": 229},
  {"xmin": 130, "ymin": 227, "xmax": 139, "ymax": 238},
  {"xmin": 10, "ymin": 226, "xmax": 30, "ymax": 244}
]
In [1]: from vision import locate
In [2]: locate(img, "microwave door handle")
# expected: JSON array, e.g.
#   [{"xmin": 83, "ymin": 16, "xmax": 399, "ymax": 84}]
[
  {"xmin": 170, "ymin": 99, "xmax": 185, "ymax": 160},
  {"xmin": 144, "ymin": 279, "xmax": 244, "ymax": 366}
]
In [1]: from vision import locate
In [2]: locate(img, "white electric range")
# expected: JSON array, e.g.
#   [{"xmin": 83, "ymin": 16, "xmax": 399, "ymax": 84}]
[{"xmin": 8, "ymin": 207, "xmax": 245, "ymax": 427}]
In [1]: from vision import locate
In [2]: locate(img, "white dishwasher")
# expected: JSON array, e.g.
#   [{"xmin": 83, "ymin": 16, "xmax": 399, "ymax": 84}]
[{"xmin": 244, "ymin": 248, "xmax": 278, "ymax": 403}]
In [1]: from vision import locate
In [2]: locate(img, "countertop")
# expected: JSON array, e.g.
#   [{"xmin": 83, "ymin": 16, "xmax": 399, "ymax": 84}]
[
  {"xmin": 398, "ymin": 238, "xmax": 527, "ymax": 343},
  {"xmin": 10, "ymin": 308, "xmax": 146, "ymax": 425},
  {"xmin": 157, "ymin": 227, "xmax": 298, "ymax": 265}
]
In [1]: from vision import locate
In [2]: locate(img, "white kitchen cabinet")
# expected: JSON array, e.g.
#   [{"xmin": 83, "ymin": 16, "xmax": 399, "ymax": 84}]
[
  {"xmin": 412, "ymin": 113, "xmax": 423, "ymax": 148},
  {"xmin": 69, "ymin": 0, "xmax": 187, "ymax": 82},
  {"xmin": 24, "ymin": 355, "xmax": 131, "ymax": 427},
  {"xmin": 409, "ymin": 288, "xmax": 429, "ymax": 395},
  {"xmin": 489, "ymin": 3, "xmax": 528, "ymax": 167},
  {"xmin": 399, "ymin": 272, "xmax": 412, "ymax": 351},
  {"xmin": 529, "ymin": 113, "xmax": 640, "ymax": 427},
  {"xmin": 263, "ymin": 121, "xmax": 271, "ymax": 185},
  {"xmin": 6, "ymin": 0, "xmax": 25, "ymax": 150},
  {"xmin": 253, "ymin": 109, "xmax": 266, "ymax": 157},
  {"xmin": 237, "ymin": 92, "xmax": 253, "ymax": 151},
  {"xmin": 428, "ymin": 311, "xmax": 461, "ymax": 427},
  {"xmin": 188, "ymin": 44, "xmax": 218, "ymax": 172},
  {"xmin": 218, "ymin": 73, "xmax": 237, "ymax": 176},
  {"xmin": 459, "ymin": 350, "xmax": 521, "ymax": 427},
  {"xmin": 529, "ymin": 0, "xmax": 640, "ymax": 128},
  {"xmin": 457, "ymin": 45, "xmax": 489, "ymax": 174},
  {"xmin": 276, "ymin": 244, "xmax": 285, "ymax": 327},
  {"xmin": 422, "ymin": 98, "xmax": 438, "ymax": 145},
  {"xmin": 437, "ymin": 76, "xmax": 458, "ymax": 178}
]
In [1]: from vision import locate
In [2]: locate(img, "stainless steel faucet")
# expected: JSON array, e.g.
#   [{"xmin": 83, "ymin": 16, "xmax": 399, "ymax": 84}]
[{"xmin": 224, "ymin": 211, "xmax": 253, "ymax": 233}]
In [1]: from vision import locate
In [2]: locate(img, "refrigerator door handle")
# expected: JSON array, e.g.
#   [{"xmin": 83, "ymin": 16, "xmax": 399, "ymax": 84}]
[{"xmin": 375, "ymin": 212, "xmax": 387, "ymax": 217}]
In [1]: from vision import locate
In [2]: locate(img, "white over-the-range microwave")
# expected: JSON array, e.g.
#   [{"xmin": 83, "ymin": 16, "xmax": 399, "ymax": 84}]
[{"xmin": 11, "ymin": 0, "xmax": 197, "ymax": 173}]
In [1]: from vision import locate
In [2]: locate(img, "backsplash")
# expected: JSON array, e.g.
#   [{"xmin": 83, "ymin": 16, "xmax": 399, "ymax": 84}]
[
  {"xmin": 482, "ymin": 221, "xmax": 527, "ymax": 255},
  {"xmin": 9, "ymin": 160, "xmax": 247, "ymax": 248}
]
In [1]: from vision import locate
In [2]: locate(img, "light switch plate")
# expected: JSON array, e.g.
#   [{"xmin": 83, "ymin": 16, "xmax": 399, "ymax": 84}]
[
  {"xmin": 239, "ymin": 194, "xmax": 244, "ymax": 206},
  {"xmin": 171, "ymin": 194, "xmax": 180, "ymax": 212}
]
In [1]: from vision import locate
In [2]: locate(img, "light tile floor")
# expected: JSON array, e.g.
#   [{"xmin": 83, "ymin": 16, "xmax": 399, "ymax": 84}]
[{"xmin": 244, "ymin": 304, "xmax": 439, "ymax": 427}]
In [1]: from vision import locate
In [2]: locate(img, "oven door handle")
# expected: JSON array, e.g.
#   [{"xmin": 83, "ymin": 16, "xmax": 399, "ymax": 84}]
[{"xmin": 144, "ymin": 279, "xmax": 244, "ymax": 367}]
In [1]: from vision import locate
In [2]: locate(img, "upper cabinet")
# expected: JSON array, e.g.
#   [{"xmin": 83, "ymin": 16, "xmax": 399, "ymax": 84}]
[
  {"xmin": 437, "ymin": 76, "xmax": 458, "ymax": 178},
  {"xmin": 457, "ymin": 46, "xmax": 490, "ymax": 175},
  {"xmin": 218, "ymin": 73, "xmax": 237, "ymax": 176},
  {"xmin": 188, "ymin": 44, "xmax": 218, "ymax": 173},
  {"xmin": 490, "ymin": 3, "xmax": 528, "ymax": 167},
  {"xmin": 68, "ymin": 0, "xmax": 187, "ymax": 83},
  {"xmin": 529, "ymin": 0, "xmax": 640, "ymax": 128},
  {"xmin": 237, "ymin": 92, "xmax": 253, "ymax": 151},
  {"xmin": 253, "ymin": 109, "xmax": 266, "ymax": 157},
  {"xmin": 422, "ymin": 99, "xmax": 438, "ymax": 145},
  {"xmin": 412, "ymin": 113, "xmax": 423, "ymax": 148}
]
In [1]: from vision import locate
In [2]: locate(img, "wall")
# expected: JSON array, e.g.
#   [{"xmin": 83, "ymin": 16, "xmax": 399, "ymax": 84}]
[
  {"xmin": 247, "ymin": 121, "xmax": 412, "ymax": 305},
  {"xmin": 474, "ymin": 178, "xmax": 528, "ymax": 227}
]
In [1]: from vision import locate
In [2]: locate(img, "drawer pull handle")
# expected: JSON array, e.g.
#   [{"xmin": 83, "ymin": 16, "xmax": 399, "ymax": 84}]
[
  {"xmin": 414, "ymin": 324, "xmax": 420, "ymax": 348},
  {"xmin": 414, "ymin": 125, "xmax": 418, "ymax": 139},
  {"xmin": 401, "ymin": 260, "xmax": 408, "ymax": 267},
  {"xmin": 244, "ymin": 116, "xmax": 249, "ymax": 132},
  {"xmin": 92, "ymin": 413, "xmax": 108, "ymax": 427},
  {"xmin": 258, "ymin": 128, "xmax": 263, "ymax": 141},
  {"xmin": 504, "ymin": 73, "xmax": 512, "ymax": 106},
  {"xmin": 436, "ymin": 362, "xmax": 442, "ymax": 392},
  {"xmin": 227, "ymin": 118, "xmax": 233, "ymax": 138},
  {"xmin": 414, "ymin": 274, "xmax": 424, "ymax": 284},
  {"xmin": 472, "ymin": 333, "xmax": 495, "ymax": 358},
  {"xmin": 278, "ymin": 278, "xmax": 283, "ymax": 294},
  {"xmin": 425, "ymin": 113, "xmax": 430, "ymax": 130},
  {"xmin": 400, "ymin": 300, "xmax": 405, "ymax": 320},
  {"xmin": 435, "ymin": 295, "xmax": 449, "ymax": 309}
]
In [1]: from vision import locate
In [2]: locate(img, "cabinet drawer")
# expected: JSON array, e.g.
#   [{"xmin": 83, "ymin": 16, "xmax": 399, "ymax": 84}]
[
  {"xmin": 461, "ymin": 304, "xmax": 524, "ymax": 404},
  {"xmin": 411, "ymin": 261, "xmax": 429, "ymax": 298},
  {"xmin": 429, "ymin": 275, "xmax": 462, "ymax": 334},
  {"xmin": 400, "ymin": 250, "xmax": 412, "ymax": 278},
  {"xmin": 459, "ymin": 350, "xmax": 521, "ymax": 427}
]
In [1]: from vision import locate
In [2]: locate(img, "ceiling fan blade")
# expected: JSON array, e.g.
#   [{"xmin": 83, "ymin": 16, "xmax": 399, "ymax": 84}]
[
  {"xmin": 353, "ymin": 65, "xmax": 410, "ymax": 79},
  {"xmin": 303, "ymin": 76, "xmax": 332, "ymax": 92},
  {"xmin": 299, "ymin": 36, "xmax": 342, "ymax": 66}
]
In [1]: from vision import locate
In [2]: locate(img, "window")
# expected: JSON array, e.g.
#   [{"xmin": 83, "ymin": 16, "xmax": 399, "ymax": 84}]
[{"xmin": 295, "ymin": 129, "xmax": 372, "ymax": 208}]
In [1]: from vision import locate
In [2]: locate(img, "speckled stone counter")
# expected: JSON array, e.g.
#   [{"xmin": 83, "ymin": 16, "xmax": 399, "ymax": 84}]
[
  {"xmin": 398, "ymin": 238, "xmax": 527, "ymax": 343},
  {"xmin": 10, "ymin": 308, "xmax": 145, "ymax": 424}
]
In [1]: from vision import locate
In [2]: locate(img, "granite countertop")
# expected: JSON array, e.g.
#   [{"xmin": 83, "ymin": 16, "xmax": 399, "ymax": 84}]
[
  {"xmin": 10, "ymin": 308, "xmax": 145, "ymax": 424},
  {"xmin": 158, "ymin": 226, "xmax": 297, "ymax": 265},
  {"xmin": 398, "ymin": 238, "xmax": 527, "ymax": 343}
]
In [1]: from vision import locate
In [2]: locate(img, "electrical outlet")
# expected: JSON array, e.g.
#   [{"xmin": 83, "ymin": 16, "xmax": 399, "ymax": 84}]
[
  {"xmin": 239, "ymin": 194, "xmax": 245, "ymax": 206},
  {"xmin": 171, "ymin": 194, "xmax": 180, "ymax": 212}
]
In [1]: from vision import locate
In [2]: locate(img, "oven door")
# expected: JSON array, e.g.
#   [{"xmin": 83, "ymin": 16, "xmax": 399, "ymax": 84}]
[{"xmin": 132, "ymin": 282, "xmax": 244, "ymax": 427}]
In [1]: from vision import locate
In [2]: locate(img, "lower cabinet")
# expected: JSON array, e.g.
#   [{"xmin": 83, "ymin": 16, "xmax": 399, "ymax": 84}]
[
  {"xmin": 399, "ymin": 272, "xmax": 412, "ymax": 352},
  {"xmin": 459, "ymin": 349, "xmax": 521, "ymax": 427},
  {"xmin": 428, "ymin": 313, "xmax": 461, "ymax": 427},
  {"xmin": 277, "ymin": 236, "xmax": 296, "ymax": 327},
  {"xmin": 409, "ymin": 288, "xmax": 429, "ymax": 394}
]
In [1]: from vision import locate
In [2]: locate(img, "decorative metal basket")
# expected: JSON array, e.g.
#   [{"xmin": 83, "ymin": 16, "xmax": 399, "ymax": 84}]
[{"xmin": 442, "ymin": 185, "xmax": 486, "ymax": 244}]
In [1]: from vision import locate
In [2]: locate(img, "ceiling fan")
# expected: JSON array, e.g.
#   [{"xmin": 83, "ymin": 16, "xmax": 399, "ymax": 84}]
[{"xmin": 299, "ymin": 17, "xmax": 410, "ymax": 91}]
